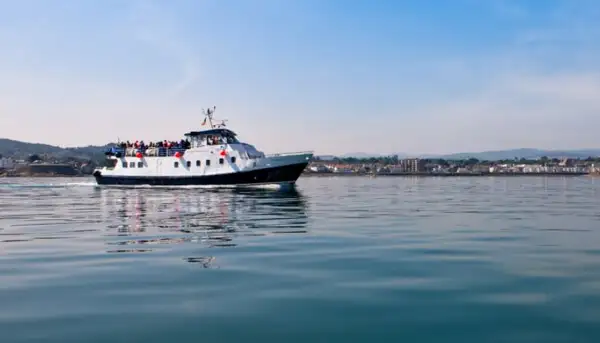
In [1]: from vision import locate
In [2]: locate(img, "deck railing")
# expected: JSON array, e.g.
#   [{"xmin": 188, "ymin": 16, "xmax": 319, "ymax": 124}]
[
  {"xmin": 106, "ymin": 147, "xmax": 187, "ymax": 157},
  {"xmin": 106, "ymin": 147, "xmax": 314, "ymax": 159},
  {"xmin": 265, "ymin": 151, "xmax": 314, "ymax": 158}
]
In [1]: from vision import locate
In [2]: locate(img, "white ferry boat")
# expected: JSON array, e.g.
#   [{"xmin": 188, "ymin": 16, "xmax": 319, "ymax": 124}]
[{"xmin": 92, "ymin": 107, "xmax": 313, "ymax": 187}]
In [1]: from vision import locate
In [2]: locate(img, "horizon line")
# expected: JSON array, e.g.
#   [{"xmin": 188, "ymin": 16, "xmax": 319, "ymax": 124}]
[{"xmin": 2, "ymin": 137, "xmax": 600, "ymax": 157}]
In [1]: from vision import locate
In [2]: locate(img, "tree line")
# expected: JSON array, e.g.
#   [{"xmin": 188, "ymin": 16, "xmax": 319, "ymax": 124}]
[{"xmin": 312, "ymin": 156, "xmax": 600, "ymax": 166}]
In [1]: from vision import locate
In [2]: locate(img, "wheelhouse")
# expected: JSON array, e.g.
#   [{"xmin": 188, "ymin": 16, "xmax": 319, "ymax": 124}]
[{"xmin": 185, "ymin": 128, "xmax": 240, "ymax": 148}]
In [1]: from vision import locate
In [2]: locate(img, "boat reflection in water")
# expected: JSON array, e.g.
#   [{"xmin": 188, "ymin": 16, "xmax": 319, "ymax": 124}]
[{"xmin": 100, "ymin": 187, "xmax": 308, "ymax": 267}]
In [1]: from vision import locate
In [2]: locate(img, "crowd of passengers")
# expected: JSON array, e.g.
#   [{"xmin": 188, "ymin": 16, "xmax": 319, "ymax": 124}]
[
  {"xmin": 113, "ymin": 136, "xmax": 235, "ymax": 156},
  {"xmin": 117, "ymin": 135, "xmax": 233, "ymax": 151},
  {"xmin": 118, "ymin": 139, "xmax": 192, "ymax": 150}
]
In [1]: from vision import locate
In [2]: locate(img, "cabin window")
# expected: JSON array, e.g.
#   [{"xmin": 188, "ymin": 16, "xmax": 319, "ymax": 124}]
[
  {"xmin": 219, "ymin": 158, "xmax": 224, "ymax": 164},
  {"xmin": 186, "ymin": 161, "xmax": 191, "ymax": 168},
  {"xmin": 231, "ymin": 156, "xmax": 236, "ymax": 163},
  {"xmin": 122, "ymin": 162, "xmax": 127, "ymax": 168},
  {"xmin": 129, "ymin": 161, "xmax": 135, "ymax": 168},
  {"xmin": 137, "ymin": 162, "xmax": 143, "ymax": 168},
  {"xmin": 196, "ymin": 160, "xmax": 201, "ymax": 167},
  {"xmin": 174, "ymin": 161, "xmax": 179, "ymax": 168},
  {"xmin": 206, "ymin": 160, "xmax": 211, "ymax": 166}
]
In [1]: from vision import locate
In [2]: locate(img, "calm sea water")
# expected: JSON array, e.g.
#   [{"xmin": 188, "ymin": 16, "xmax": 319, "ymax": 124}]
[{"xmin": 2, "ymin": 176, "xmax": 600, "ymax": 342}]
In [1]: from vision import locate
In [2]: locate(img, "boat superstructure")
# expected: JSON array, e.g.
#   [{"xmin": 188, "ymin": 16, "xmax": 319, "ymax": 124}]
[{"xmin": 92, "ymin": 107, "xmax": 313, "ymax": 186}]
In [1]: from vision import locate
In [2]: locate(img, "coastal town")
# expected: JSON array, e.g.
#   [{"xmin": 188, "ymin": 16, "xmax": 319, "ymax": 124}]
[
  {"xmin": 305, "ymin": 156, "xmax": 600, "ymax": 176},
  {"xmin": 2, "ymin": 153, "xmax": 600, "ymax": 177}
]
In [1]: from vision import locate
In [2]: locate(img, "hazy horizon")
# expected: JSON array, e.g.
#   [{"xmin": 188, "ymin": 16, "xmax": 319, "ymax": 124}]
[
  {"xmin": 3, "ymin": 136, "xmax": 600, "ymax": 159},
  {"xmin": 1, "ymin": 0, "xmax": 599, "ymax": 155}
]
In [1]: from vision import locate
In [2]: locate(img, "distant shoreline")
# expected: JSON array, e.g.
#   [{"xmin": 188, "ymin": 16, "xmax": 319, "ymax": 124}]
[
  {"xmin": 1, "ymin": 172, "xmax": 596, "ymax": 178},
  {"xmin": 0, "ymin": 174, "xmax": 88, "ymax": 178},
  {"xmin": 301, "ymin": 172, "xmax": 592, "ymax": 177}
]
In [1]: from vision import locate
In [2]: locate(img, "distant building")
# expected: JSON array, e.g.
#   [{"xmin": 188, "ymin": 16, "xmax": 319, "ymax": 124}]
[
  {"xmin": 398, "ymin": 158, "xmax": 426, "ymax": 173},
  {"xmin": 332, "ymin": 164, "xmax": 354, "ymax": 173},
  {"xmin": 559, "ymin": 158, "xmax": 575, "ymax": 167},
  {"xmin": 0, "ymin": 157, "xmax": 14, "ymax": 170},
  {"xmin": 308, "ymin": 164, "xmax": 331, "ymax": 173}
]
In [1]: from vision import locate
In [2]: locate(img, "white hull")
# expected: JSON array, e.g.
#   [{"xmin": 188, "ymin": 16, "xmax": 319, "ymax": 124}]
[
  {"xmin": 93, "ymin": 109, "xmax": 313, "ymax": 186},
  {"xmin": 94, "ymin": 145, "xmax": 312, "ymax": 186}
]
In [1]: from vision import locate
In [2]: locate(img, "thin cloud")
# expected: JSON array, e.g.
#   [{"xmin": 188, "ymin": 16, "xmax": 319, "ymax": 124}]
[
  {"xmin": 1, "ymin": 0, "xmax": 600, "ymax": 155},
  {"xmin": 399, "ymin": 71, "xmax": 600, "ymax": 155},
  {"xmin": 127, "ymin": 0, "xmax": 201, "ymax": 98}
]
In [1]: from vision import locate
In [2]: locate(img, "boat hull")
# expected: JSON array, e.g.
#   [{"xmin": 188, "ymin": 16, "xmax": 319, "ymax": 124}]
[{"xmin": 93, "ymin": 161, "xmax": 309, "ymax": 186}]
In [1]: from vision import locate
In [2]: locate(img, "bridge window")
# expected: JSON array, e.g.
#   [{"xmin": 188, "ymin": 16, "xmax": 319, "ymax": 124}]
[
  {"xmin": 137, "ymin": 162, "xmax": 143, "ymax": 168},
  {"xmin": 129, "ymin": 161, "xmax": 135, "ymax": 168},
  {"xmin": 196, "ymin": 160, "xmax": 201, "ymax": 167},
  {"xmin": 174, "ymin": 161, "xmax": 179, "ymax": 168},
  {"xmin": 219, "ymin": 158, "xmax": 224, "ymax": 165},
  {"xmin": 206, "ymin": 160, "xmax": 211, "ymax": 166},
  {"xmin": 122, "ymin": 162, "xmax": 127, "ymax": 168},
  {"xmin": 231, "ymin": 156, "xmax": 236, "ymax": 163},
  {"xmin": 186, "ymin": 161, "xmax": 191, "ymax": 168}
]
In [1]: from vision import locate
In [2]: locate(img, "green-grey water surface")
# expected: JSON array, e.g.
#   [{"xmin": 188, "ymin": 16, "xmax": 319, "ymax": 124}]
[{"xmin": 1, "ymin": 176, "xmax": 600, "ymax": 342}]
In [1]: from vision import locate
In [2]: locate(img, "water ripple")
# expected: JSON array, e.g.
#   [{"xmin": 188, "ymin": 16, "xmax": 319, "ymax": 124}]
[{"xmin": 2, "ymin": 176, "xmax": 600, "ymax": 342}]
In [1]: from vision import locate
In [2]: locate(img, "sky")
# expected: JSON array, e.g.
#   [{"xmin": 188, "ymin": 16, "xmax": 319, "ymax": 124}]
[{"xmin": 0, "ymin": 0, "xmax": 599, "ymax": 155}]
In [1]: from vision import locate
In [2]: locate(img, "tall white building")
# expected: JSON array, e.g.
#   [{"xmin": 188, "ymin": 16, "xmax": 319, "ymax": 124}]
[{"xmin": 0, "ymin": 157, "xmax": 14, "ymax": 170}]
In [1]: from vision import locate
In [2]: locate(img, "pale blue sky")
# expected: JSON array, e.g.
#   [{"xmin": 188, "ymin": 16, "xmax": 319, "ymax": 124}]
[{"xmin": 1, "ymin": 0, "xmax": 599, "ymax": 155}]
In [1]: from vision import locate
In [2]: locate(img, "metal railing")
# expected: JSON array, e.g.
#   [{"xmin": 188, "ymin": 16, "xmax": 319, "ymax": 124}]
[
  {"xmin": 106, "ymin": 147, "xmax": 187, "ymax": 157},
  {"xmin": 265, "ymin": 151, "xmax": 314, "ymax": 158}
]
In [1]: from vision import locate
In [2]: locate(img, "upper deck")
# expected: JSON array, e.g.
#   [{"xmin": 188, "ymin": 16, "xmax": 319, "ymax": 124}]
[
  {"xmin": 103, "ymin": 106, "xmax": 260, "ymax": 158},
  {"xmin": 184, "ymin": 128, "xmax": 240, "ymax": 148},
  {"xmin": 184, "ymin": 128, "xmax": 237, "ymax": 137}
]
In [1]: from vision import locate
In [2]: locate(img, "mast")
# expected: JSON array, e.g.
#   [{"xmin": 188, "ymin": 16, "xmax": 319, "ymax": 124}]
[
  {"xmin": 202, "ymin": 106, "xmax": 216, "ymax": 128},
  {"xmin": 202, "ymin": 106, "xmax": 228, "ymax": 129}
]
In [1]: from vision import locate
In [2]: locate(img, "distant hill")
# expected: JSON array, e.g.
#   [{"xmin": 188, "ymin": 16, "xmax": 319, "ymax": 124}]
[
  {"xmin": 339, "ymin": 152, "xmax": 382, "ymax": 158},
  {"xmin": 429, "ymin": 148, "xmax": 600, "ymax": 161},
  {"xmin": 340, "ymin": 152, "xmax": 408, "ymax": 159},
  {"xmin": 315, "ymin": 155, "xmax": 337, "ymax": 161},
  {"xmin": 2, "ymin": 138, "xmax": 599, "ymax": 163},
  {"xmin": 0, "ymin": 138, "xmax": 110, "ymax": 162}
]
